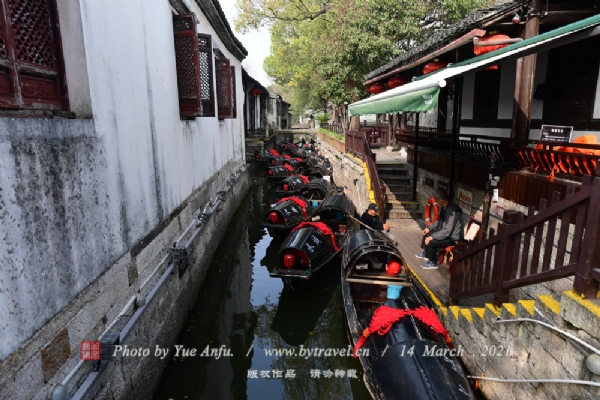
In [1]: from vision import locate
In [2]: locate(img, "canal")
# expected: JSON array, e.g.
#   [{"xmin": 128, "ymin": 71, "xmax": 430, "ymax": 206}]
[{"xmin": 153, "ymin": 170, "xmax": 371, "ymax": 400}]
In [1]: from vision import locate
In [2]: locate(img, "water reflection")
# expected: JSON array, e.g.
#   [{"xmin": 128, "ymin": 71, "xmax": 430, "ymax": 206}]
[{"xmin": 153, "ymin": 173, "xmax": 371, "ymax": 400}]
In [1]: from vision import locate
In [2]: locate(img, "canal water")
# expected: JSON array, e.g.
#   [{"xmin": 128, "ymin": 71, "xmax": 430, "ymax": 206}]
[{"xmin": 153, "ymin": 170, "xmax": 372, "ymax": 400}]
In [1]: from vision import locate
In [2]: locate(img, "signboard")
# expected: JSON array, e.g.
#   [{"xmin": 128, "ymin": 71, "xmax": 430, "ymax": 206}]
[
  {"xmin": 367, "ymin": 128, "xmax": 382, "ymax": 139},
  {"xmin": 539, "ymin": 125, "xmax": 573, "ymax": 143},
  {"xmin": 457, "ymin": 188, "xmax": 473, "ymax": 215}
]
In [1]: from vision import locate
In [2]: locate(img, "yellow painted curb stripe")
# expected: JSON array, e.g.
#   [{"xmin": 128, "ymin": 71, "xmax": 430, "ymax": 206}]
[
  {"xmin": 502, "ymin": 303, "xmax": 517, "ymax": 317},
  {"xmin": 473, "ymin": 308, "xmax": 485, "ymax": 320},
  {"xmin": 439, "ymin": 306, "xmax": 448, "ymax": 317},
  {"xmin": 518, "ymin": 300, "xmax": 535, "ymax": 316},
  {"xmin": 405, "ymin": 262, "xmax": 443, "ymax": 308},
  {"xmin": 460, "ymin": 308, "xmax": 473, "ymax": 323},
  {"xmin": 362, "ymin": 161, "xmax": 375, "ymax": 202},
  {"xmin": 564, "ymin": 290, "xmax": 600, "ymax": 318},
  {"xmin": 538, "ymin": 294, "xmax": 561, "ymax": 315},
  {"xmin": 449, "ymin": 306, "xmax": 460, "ymax": 320},
  {"xmin": 485, "ymin": 303, "xmax": 501, "ymax": 316}
]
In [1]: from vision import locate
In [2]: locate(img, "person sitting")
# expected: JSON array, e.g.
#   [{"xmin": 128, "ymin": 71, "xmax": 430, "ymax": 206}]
[
  {"xmin": 359, "ymin": 203, "xmax": 390, "ymax": 231},
  {"xmin": 416, "ymin": 191, "xmax": 464, "ymax": 270}
]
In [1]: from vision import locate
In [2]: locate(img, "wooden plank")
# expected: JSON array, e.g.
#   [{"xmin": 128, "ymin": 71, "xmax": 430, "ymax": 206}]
[
  {"xmin": 519, "ymin": 206, "xmax": 536, "ymax": 278},
  {"xmin": 483, "ymin": 230, "xmax": 494, "ymax": 286},
  {"xmin": 346, "ymin": 277, "xmax": 413, "ymax": 287},
  {"xmin": 530, "ymin": 198, "xmax": 547, "ymax": 274},
  {"xmin": 451, "ymin": 283, "xmax": 496, "ymax": 301},
  {"xmin": 541, "ymin": 191, "xmax": 561, "ymax": 272},
  {"xmin": 503, "ymin": 264, "xmax": 578, "ymax": 289},
  {"xmin": 569, "ymin": 197, "xmax": 589, "ymax": 263},
  {"xmin": 555, "ymin": 186, "xmax": 575, "ymax": 268},
  {"xmin": 510, "ymin": 231, "xmax": 522, "ymax": 280}
]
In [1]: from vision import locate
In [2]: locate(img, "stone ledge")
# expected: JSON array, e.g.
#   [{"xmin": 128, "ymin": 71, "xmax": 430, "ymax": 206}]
[{"xmin": 561, "ymin": 290, "xmax": 600, "ymax": 342}]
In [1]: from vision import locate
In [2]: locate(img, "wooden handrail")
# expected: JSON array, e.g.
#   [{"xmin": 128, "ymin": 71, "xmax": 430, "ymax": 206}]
[{"xmin": 450, "ymin": 167, "xmax": 600, "ymax": 306}]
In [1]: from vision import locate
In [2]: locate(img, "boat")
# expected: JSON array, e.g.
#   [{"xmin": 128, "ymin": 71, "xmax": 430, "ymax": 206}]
[
  {"xmin": 275, "ymin": 175, "xmax": 309, "ymax": 196},
  {"xmin": 254, "ymin": 149, "xmax": 285, "ymax": 165},
  {"xmin": 299, "ymin": 178, "xmax": 334, "ymax": 206},
  {"xmin": 270, "ymin": 194, "xmax": 357, "ymax": 288},
  {"xmin": 295, "ymin": 157, "xmax": 332, "ymax": 178},
  {"xmin": 266, "ymin": 164, "xmax": 294, "ymax": 182},
  {"xmin": 259, "ymin": 196, "xmax": 315, "ymax": 238},
  {"xmin": 341, "ymin": 229, "xmax": 476, "ymax": 400}
]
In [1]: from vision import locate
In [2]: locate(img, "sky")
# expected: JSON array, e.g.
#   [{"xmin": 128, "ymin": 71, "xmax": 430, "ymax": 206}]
[{"xmin": 218, "ymin": 0, "xmax": 273, "ymax": 87}]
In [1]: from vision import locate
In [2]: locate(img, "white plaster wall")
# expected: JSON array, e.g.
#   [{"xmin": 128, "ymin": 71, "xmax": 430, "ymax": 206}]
[{"xmin": 0, "ymin": 0, "xmax": 246, "ymax": 361}]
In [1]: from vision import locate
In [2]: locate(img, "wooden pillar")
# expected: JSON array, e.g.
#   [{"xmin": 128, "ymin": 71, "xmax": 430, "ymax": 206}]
[
  {"xmin": 511, "ymin": 57, "xmax": 524, "ymax": 138},
  {"xmin": 515, "ymin": 0, "xmax": 541, "ymax": 140},
  {"xmin": 437, "ymin": 86, "xmax": 448, "ymax": 134},
  {"xmin": 449, "ymin": 78, "xmax": 463, "ymax": 200},
  {"xmin": 413, "ymin": 113, "xmax": 420, "ymax": 201},
  {"xmin": 387, "ymin": 114, "xmax": 393, "ymax": 146}
]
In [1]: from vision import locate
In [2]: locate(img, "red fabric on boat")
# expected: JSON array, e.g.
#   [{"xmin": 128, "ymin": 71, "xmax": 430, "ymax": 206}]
[
  {"xmin": 277, "ymin": 197, "xmax": 308, "ymax": 219},
  {"xmin": 284, "ymin": 164, "xmax": 294, "ymax": 172},
  {"xmin": 295, "ymin": 158, "xmax": 303, "ymax": 162},
  {"xmin": 291, "ymin": 221, "xmax": 338, "ymax": 251},
  {"xmin": 353, "ymin": 305, "xmax": 451, "ymax": 357},
  {"xmin": 285, "ymin": 155, "xmax": 291, "ymax": 159},
  {"xmin": 300, "ymin": 176, "xmax": 309, "ymax": 184}
]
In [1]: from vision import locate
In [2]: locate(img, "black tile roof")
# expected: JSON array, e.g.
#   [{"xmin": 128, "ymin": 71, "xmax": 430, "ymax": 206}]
[{"xmin": 364, "ymin": 0, "xmax": 528, "ymax": 81}]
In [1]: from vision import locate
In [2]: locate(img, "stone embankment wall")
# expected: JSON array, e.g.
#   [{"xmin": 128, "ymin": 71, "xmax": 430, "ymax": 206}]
[
  {"xmin": 0, "ymin": 165, "xmax": 250, "ymax": 400},
  {"xmin": 434, "ymin": 289, "xmax": 600, "ymax": 399},
  {"xmin": 276, "ymin": 130, "xmax": 372, "ymax": 214}
]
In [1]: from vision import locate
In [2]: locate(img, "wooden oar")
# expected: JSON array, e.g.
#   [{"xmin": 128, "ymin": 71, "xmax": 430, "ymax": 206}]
[{"xmin": 347, "ymin": 214, "xmax": 395, "ymax": 244}]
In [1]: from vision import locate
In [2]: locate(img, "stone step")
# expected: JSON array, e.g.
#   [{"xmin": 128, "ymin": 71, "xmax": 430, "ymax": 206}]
[
  {"xmin": 385, "ymin": 200, "xmax": 421, "ymax": 210},
  {"xmin": 376, "ymin": 165, "xmax": 408, "ymax": 175},
  {"xmin": 386, "ymin": 218, "xmax": 422, "ymax": 230},
  {"xmin": 378, "ymin": 169, "xmax": 409, "ymax": 177},
  {"xmin": 384, "ymin": 182, "xmax": 412, "ymax": 192},
  {"xmin": 386, "ymin": 191, "xmax": 413, "ymax": 202},
  {"xmin": 385, "ymin": 208, "xmax": 423, "ymax": 219}
]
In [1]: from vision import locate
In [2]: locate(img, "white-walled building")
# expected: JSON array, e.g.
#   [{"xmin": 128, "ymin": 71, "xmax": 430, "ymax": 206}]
[{"xmin": 0, "ymin": 0, "xmax": 250, "ymax": 398}]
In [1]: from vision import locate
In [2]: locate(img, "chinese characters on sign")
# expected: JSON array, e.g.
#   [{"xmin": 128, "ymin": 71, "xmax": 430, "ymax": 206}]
[
  {"xmin": 457, "ymin": 188, "xmax": 472, "ymax": 214},
  {"xmin": 247, "ymin": 369, "xmax": 358, "ymax": 379}
]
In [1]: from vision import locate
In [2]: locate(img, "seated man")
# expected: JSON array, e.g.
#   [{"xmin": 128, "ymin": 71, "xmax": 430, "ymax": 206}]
[
  {"xmin": 359, "ymin": 203, "xmax": 390, "ymax": 231},
  {"xmin": 416, "ymin": 191, "xmax": 463, "ymax": 270}
]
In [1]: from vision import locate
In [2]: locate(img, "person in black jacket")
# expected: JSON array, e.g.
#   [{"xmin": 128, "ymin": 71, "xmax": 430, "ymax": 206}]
[
  {"xmin": 359, "ymin": 203, "xmax": 390, "ymax": 231},
  {"xmin": 416, "ymin": 191, "xmax": 464, "ymax": 270}
]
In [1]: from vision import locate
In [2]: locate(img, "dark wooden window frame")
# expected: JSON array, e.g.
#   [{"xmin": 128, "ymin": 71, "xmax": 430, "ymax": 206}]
[
  {"xmin": 0, "ymin": 0, "xmax": 69, "ymax": 113},
  {"xmin": 215, "ymin": 58, "xmax": 232, "ymax": 119},
  {"xmin": 229, "ymin": 65, "xmax": 236, "ymax": 119},
  {"xmin": 173, "ymin": 14, "xmax": 202, "ymax": 118},
  {"xmin": 197, "ymin": 33, "xmax": 214, "ymax": 117}
]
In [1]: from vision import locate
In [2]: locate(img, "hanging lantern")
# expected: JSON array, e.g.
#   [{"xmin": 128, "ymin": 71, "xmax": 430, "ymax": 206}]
[
  {"xmin": 423, "ymin": 59, "xmax": 447, "ymax": 75},
  {"xmin": 369, "ymin": 82, "xmax": 386, "ymax": 95},
  {"xmin": 251, "ymin": 88, "xmax": 262, "ymax": 97},
  {"xmin": 388, "ymin": 76, "xmax": 408, "ymax": 89},
  {"xmin": 365, "ymin": 86, "xmax": 372, "ymax": 94},
  {"xmin": 473, "ymin": 34, "xmax": 511, "ymax": 56}
]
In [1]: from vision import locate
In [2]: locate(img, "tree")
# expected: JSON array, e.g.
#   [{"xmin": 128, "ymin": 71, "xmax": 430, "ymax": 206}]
[{"xmin": 236, "ymin": 0, "xmax": 494, "ymax": 114}]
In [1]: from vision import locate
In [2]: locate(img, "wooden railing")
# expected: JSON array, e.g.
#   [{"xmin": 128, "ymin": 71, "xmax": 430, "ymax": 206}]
[
  {"xmin": 450, "ymin": 166, "xmax": 600, "ymax": 306},
  {"xmin": 345, "ymin": 130, "xmax": 386, "ymax": 219},
  {"xmin": 395, "ymin": 131, "xmax": 600, "ymax": 178},
  {"xmin": 322, "ymin": 123, "xmax": 344, "ymax": 134}
]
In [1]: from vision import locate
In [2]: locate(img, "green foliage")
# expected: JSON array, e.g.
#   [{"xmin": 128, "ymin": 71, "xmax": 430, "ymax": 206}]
[
  {"xmin": 319, "ymin": 127, "xmax": 344, "ymax": 141},
  {"xmin": 236, "ymin": 0, "xmax": 495, "ymax": 112},
  {"xmin": 315, "ymin": 113, "xmax": 331, "ymax": 125}
]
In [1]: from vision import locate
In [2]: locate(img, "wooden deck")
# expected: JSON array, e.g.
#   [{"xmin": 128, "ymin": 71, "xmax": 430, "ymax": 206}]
[{"xmin": 392, "ymin": 229, "xmax": 493, "ymax": 307}]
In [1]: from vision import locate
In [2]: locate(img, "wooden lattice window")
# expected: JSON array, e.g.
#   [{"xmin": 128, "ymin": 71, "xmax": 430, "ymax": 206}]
[
  {"xmin": 215, "ymin": 58, "xmax": 232, "ymax": 119},
  {"xmin": 173, "ymin": 14, "xmax": 202, "ymax": 118},
  {"xmin": 197, "ymin": 33, "xmax": 214, "ymax": 117},
  {"xmin": 229, "ymin": 65, "xmax": 236, "ymax": 119},
  {"xmin": 0, "ymin": 0, "xmax": 67, "ymax": 110}
]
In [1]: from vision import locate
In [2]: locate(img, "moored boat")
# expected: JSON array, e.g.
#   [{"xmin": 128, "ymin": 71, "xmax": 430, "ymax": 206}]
[
  {"xmin": 341, "ymin": 229, "xmax": 476, "ymax": 400},
  {"xmin": 299, "ymin": 178, "xmax": 334, "ymax": 205},
  {"xmin": 266, "ymin": 164, "xmax": 294, "ymax": 181},
  {"xmin": 276, "ymin": 175, "xmax": 310, "ymax": 196},
  {"xmin": 270, "ymin": 194, "xmax": 357, "ymax": 288},
  {"xmin": 260, "ymin": 196, "xmax": 314, "ymax": 238}
]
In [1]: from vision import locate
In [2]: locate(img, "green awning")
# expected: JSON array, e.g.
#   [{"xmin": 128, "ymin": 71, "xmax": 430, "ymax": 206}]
[
  {"xmin": 348, "ymin": 86, "xmax": 439, "ymax": 116},
  {"xmin": 348, "ymin": 13, "xmax": 600, "ymax": 117}
]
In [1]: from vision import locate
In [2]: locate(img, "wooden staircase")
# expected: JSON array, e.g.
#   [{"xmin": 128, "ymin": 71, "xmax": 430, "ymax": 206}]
[{"xmin": 377, "ymin": 162, "xmax": 422, "ymax": 230}]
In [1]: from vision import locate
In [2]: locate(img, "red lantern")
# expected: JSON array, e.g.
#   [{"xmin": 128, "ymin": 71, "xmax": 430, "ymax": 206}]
[
  {"xmin": 251, "ymin": 88, "xmax": 261, "ymax": 96},
  {"xmin": 423, "ymin": 60, "xmax": 447, "ymax": 75},
  {"xmin": 473, "ymin": 34, "xmax": 511, "ymax": 56},
  {"xmin": 365, "ymin": 86, "xmax": 372, "ymax": 94},
  {"xmin": 388, "ymin": 76, "xmax": 408, "ymax": 89},
  {"xmin": 369, "ymin": 83, "xmax": 386, "ymax": 95}
]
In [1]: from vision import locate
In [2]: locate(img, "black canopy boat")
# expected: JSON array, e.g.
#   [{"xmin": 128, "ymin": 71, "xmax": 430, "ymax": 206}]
[
  {"xmin": 266, "ymin": 164, "xmax": 294, "ymax": 182},
  {"xmin": 253, "ymin": 149, "xmax": 272, "ymax": 163},
  {"xmin": 341, "ymin": 229, "xmax": 476, "ymax": 400},
  {"xmin": 299, "ymin": 178, "xmax": 334, "ymax": 206},
  {"xmin": 260, "ymin": 195, "xmax": 315, "ymax": 238},
  {"xmin": 270, "ymin": 194, "xmax": 357, "ymax": 288},
  {"xmin": 275, "ymin": 175, "xmax": 309, "ymax": 196}
]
